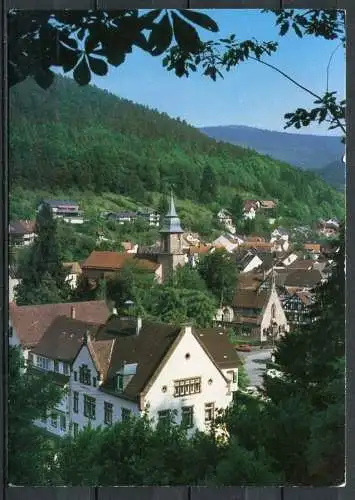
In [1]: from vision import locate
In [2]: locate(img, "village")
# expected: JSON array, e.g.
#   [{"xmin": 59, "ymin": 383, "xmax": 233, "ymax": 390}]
[{"xmin": 8, "ymin": 193, "xmax": 341, "ymax": 439}]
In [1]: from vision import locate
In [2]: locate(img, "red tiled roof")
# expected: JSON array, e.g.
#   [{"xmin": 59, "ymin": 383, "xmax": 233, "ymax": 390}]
[
  {"xmin": 9, "ymin": 300, "xmax": 110, "ymax": 348},
  {"xmin": 81, "ymin": 252, "xmax": 159, "ymax": 272}
]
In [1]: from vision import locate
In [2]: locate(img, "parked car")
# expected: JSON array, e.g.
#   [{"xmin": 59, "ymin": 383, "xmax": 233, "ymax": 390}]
[{"xmin": 235, "ymin": 344, "xmax": 252, "ymax": 352}]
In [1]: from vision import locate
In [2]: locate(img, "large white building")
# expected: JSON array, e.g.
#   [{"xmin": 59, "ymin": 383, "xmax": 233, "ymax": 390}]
[{"xmin": 24, "ymin": 314, "xmax": 241, "ymax": 437}]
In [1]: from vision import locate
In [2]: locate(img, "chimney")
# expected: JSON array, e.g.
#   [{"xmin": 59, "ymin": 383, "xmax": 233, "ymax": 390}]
[
  {"xmin": 183, "ymin": 323, "xmax": 192, "ymax": 335},
  {"xmin": 70, "ymin": 306, "xmax": 76, "ymax": 319},
  {"xmin": 136, "ymin": 317, "xmax": 142, "ymax": 335}
]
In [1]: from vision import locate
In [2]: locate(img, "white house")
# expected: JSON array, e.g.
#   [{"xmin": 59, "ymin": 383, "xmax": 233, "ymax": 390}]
[
  {"xmin": 243, "ymin": 201, "xmax": 260, "ymax": 220},
  {"xmin": 9, "ymin": 220, "xmax": 36, "ymax": 247},
  {"xmin": 27, "ymin": 315, "xmax": 241, "ymax": 438},
  {"xmin": 212, "ymin": 235, "xmax": 239, "ymax": 253},
  {"xmin": 30, "ymin": 316, "xmax": 101, "ymax": 437},
  {"xmin": 38, "ymin": 200, "xmax": 84, "ymax": 224},
  {"xmin": 217, "ymin": 210, "xmax": 236, "ymax": 235},
  {"xmin": 63, "ymin": 262, "xmax": 82, "ymax": 290},
  {"xmin": 215, "ymin": 274, "xmax": 289, "ymax": 343}
]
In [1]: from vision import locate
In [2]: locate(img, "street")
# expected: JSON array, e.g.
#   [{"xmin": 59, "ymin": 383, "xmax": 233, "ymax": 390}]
[{"xmin": 239, "ymin": 348, "xmax": 273, "ymax": 387}]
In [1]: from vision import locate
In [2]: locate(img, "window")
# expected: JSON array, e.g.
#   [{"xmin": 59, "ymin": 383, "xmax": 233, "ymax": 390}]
[
  {"xmin": 60, "ymin": 414, "xmax": 66, "ymax": 431},
  {"xmin": 116, "ymin": 374, "xmax": 124, "ymax": 392},
  {"xmin": 73, "ymin": 423, "xmax": 79, "ymax": 438},
  {"xmin": 9, "ymin": 326, "xmax": 13, "ymax": 338},
  {"xmin": 37, "ymin": 356, "xmax": 50, "ymax": 370},
  {"xmin": 93, "ymin": 377, "xmax": 97, "ymax": 387},
  {"xmin": 54, "ymin": 360, "xmax": 59, "ymax": 373},
  {"xmin": 227, "ymin": 370, "xmax": 237, "ymax": 384},
  {"xmin": 73, "ymin": 371, "xmax": 77, "ymax": 381},
  {"xmin": 84, "ymin": 395, "xmax": 96, "ymax": 420},
  {"xmin": 181, "ymin": 406, "xmax": 194, "ymax": 428},
  {"xmin": 27, "ymin": 353, "xmax": 34, "ymax": 365},
  {"xmin": 73, "ymin": 391, "xmax": 79, "ymax": 413},
  {"xmin": 104, "ymin": 402, "xmax": 113, "ymax": 426},
  {"xmin": 79, "ymin": 365, "xmax": 91, "ymax": 385},
  {"xmin": 174, "ymin": 377, "xmax": 201, "ymax": 397},
  {"xmin": 121, "ymin": 408, "xmax": 131, "ymax": 421},
  {"xmin": 63, "ymin": 363, "xmax": 69, "ymax": 375},
  {"xmin": 204, "ymin": 403, "xmax": 215, "ymax": 423},
  {"xmin": 271, "ymin": 304, "xmax": 276, "ymax": 320},
  {"xmin": 158, "ymin": 410, "xmax": 171, "ymax": 424},
  {"xmin": 51, "ymin": 413, "xmax": 57, "ymax": 428}
]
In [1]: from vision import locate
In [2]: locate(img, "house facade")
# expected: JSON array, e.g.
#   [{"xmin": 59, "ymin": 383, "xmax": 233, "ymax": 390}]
[
  {"xmin": 38, "ymin": 200, "xmax": 84, "ymax": 224},
  {"xmin": 25, "ymin": 314, "xmax": 240, "ymax": 438},
  {"xmin": 137, "ymin": 209, "xmax": 160, "ymax": 227},
  {"xmin": 214, "ymin": 275, "xmax": 289, "ymax": 343},
  {"xmin": 282, "ymin": 291, "xmax": 315, "ymax": 331},
  {"xmin": 9, "ymin": 220, "xmax": 36, "ymax": 247}
]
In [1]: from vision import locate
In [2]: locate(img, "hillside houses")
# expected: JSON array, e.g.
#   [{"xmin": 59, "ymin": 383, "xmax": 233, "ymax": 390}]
[
  {"xmin": 317, "ymin": 219, "xmax": 340, "ymax": 238},
  {"xmin": 9, "ymin": 220, "xmax": 36, "ymax": 247},
  {"xmin": 217, "ymin": 209, "xmax": 236, "ymax": 234},
  {"xmin": 37, "ymin": 200, "xmax": 84, "ymax": 224}
]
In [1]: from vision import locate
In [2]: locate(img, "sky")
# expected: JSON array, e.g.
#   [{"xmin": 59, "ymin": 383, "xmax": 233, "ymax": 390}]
[{"xmin": 82, "ymin": 10, "xmax": 345, "ymax": 136}]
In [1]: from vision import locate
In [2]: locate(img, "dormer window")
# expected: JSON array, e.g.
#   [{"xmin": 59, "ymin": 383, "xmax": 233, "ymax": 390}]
[
  {"xmin": 116, "ymin": 374, "xmax": 124, "ymax": 392},
  {"xmin": 79, "ymin": 365, "xmax": 91, "ymax": 385}
]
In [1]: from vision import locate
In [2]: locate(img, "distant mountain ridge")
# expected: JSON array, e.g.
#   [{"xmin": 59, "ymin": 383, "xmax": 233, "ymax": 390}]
[{"xmin": 200, "ymin": 125, "xmax": 344, "ymax": 180}]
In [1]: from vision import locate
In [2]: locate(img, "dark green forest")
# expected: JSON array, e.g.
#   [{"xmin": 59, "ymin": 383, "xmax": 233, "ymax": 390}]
[{"xmin": 10, "ymin": 76, "xmax": 344, "ymax": 225}]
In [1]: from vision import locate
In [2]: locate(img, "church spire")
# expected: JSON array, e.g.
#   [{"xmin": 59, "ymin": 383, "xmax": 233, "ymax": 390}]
[{"xmin": 159, "ymin": 191, "xmax": 184, "ymax": 234}]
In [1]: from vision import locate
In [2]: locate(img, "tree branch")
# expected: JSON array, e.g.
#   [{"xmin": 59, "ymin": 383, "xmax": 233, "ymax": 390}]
[{"xmin": 249, "ymin": 55, "xmax": 346, "ymax": 135}]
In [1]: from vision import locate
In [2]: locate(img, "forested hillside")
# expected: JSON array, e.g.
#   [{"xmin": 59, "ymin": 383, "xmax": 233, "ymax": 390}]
[{"xmin": 9, "ymin": 77, "xmax": 344, "ymax": 224}]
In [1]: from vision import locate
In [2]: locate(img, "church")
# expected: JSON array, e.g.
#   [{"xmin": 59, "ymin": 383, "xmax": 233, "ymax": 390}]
[{"xmin": 81, "ymin": 193, "xmax": 187, "ymax": 285}]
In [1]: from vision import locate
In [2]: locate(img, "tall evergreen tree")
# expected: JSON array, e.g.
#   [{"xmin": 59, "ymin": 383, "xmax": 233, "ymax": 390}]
[{"xmin": 15, "ymin": 203, "xmax": 70, "ymax": 305}]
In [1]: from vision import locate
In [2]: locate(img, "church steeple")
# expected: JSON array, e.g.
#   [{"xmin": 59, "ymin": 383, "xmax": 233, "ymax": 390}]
[{"xmin": 159, "ymin": 191, "xmax": 184, "ymax": 235}]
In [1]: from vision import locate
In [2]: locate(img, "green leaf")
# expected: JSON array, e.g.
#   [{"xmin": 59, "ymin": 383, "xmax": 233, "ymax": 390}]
[
  {"xmin": 280, "ymin": 23, "xmax": 289, "ymax": 36},
  {"xmin": 88, "ymin": 56, "xmax": 108, "ymax": 76},
  {"xmin": 62, "ymin": 37, "xmax": 78, "ymax": 50},
  {"xmin": 178, "ymin": 10, "xmax": 219, "ymax": 33},
  {"xmin": 139, "ymin": 9, "xmax": 162, "ymax": 28},
  {"xmin": 293, "ymin": 23, "xmax": 303, "ymax": 38},
  {"xmin": 147, "ymin": 13, "xmax": 173, "ymax": 56},
  {"xmin": 171, "ymin": 12, "xmax": 201, "ymax": 54},
  {"xmin": 60, "ymin": 45, "xmax": 80, "ymax": 73},
  {"xmin": 85, "ymin": 35, "xmax": 99, "ymax": 54},
  {"xmin": 73, "ymin": 56, "xmax": 91, "ymax": 86},
  {"xmin": 33, "ymin": 68, "xmax": 54, "ymax": 90}
]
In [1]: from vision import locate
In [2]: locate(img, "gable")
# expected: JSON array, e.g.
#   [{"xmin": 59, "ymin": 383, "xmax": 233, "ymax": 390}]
[{"xmin": 144, "ymin": 328, "xmax": 227, "ymax": 402}]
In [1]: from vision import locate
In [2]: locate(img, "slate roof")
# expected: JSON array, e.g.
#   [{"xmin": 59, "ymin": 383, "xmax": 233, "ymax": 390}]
[
  {"xmin": 9, "ymin": 220, "xmax": 35, "ymax": 236},
  {"xmin": 232, "ymin": 289, "xmax": 269, "ymax": 310},
  {"xmin": 288, "ymin": 259, "xmax": 315, "ymax": 271},
  {"xmin": 93, "ymin": 319, "xmax": 182, "ymax": 401},
  {"xmin": 43, "ymin": 199, "xmax": 79, "ymax": 208},
  {"xmin": 87, "ymin": 318, "xmax": 242, "ymax": 401},
  {"xmin": 284, "ymin": 269, "xmax": 323, "ymax": 289},
  {"xmin": 195, "ymin": 328, "xmax": 242, "ymax": 369},
  {"xmin": 9, "ymin": 300, "xmax": 110, "ymax": 348},
  {"xmin": 31, "ymin": 316, "xmax": 101, "ymax": 362}
]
